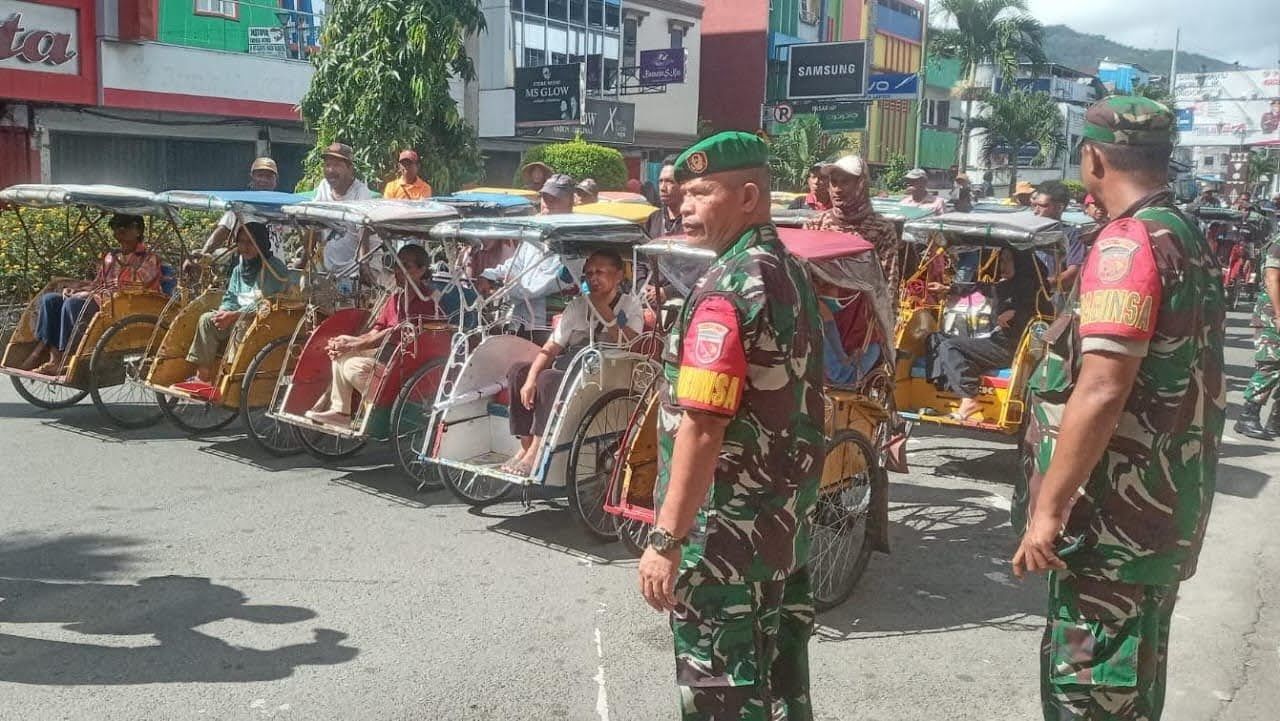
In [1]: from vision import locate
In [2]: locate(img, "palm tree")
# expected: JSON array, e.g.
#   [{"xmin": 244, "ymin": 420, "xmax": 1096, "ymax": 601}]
[
  {"xmin": 969, "ymin": 88, "xmax": 1066, "ymax": 195},
  {"xmin": 1248, "ymin": 150, "xmax": 1279, "ymax": 194},
  {"xmin": 929, "ymin": 0, "xmax": 1048, "ymax": 171},
  {"xmin": 767, "ymin": 115, "xmax": 852, "ymax": 192}
]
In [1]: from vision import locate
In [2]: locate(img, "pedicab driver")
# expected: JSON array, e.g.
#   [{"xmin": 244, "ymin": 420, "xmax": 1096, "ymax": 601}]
[
  {"xmin": 1013, "ymin": 96, "xmax": 1225, "ymax": 721},
  {"xmin": 638, "ymin": 132, "xmax": 825, "ymax": 721}
]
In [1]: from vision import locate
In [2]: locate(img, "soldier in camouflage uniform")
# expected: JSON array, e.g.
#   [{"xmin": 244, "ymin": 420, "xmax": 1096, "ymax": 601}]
[
  {"xmin": 1013, "ymin": 96, "xmax": 1226, "ymax": 721},
  {"xmin": 1235, "ymin": 231, "xmax": 1280, "ymax": 439},
  {"xmin": 637, "ymin": 131, "xmax": 825, "ymax": 721}
]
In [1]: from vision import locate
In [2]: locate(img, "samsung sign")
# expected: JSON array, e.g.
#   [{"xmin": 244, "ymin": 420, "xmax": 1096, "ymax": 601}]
[{"xmin": 786, "ymin": 41, "xmax": 867, "ymax": 100}]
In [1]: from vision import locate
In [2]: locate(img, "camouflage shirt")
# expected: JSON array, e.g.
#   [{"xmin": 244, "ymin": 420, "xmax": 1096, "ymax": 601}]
[
  {"xmin": 1020, "ymin": 189, "xmax": 1226, "ymax": 586},
  {"xmin": 655, "ymin": 224, "xmax": 826, "ymax": 583},
  {"xmin": 1251, "ymin": 235, "xmax": 1280, "ymax": 332}
]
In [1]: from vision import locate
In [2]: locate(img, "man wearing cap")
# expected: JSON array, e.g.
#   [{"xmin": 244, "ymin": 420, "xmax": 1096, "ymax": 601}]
[
  {"xmin": 312, "ymin": 142, "xmax": 376, "ymax": 280},
  {"xmin": 787, "ymin": 164, "xmax": 832, "ymax": 211},
  {"xmin": 900, "ymin": 168, "xmax": 946, "ymax": 215},
  {"xmin": 949, "ymin": 172, "xmax": 974, "ymax": 212},
  {"xmin": 574, "ymin": 178, "xmax": 600, "ymax": 205},
  {"xmin": 1009, "ymin": 180, "xmax": 1036, "ymax": 207},
  {"xmin": 189, "ymin": 158, "xmax": 281, "ymax": 268},
  {"xmin": 1013, "ymin": 96, "xmax": 1224, "ymax": 721},
  {"xmin": 520, "ymin": 161, "xmax": 553, "ymax": 192},
  {"xmin": 637, "ymin": 131, "xmax": 824, "ymax": 721},
  {"xmin": 383, "ymin": 150, "xmax": 433, "ymax": 199},
  {"xmin": 806, "ymin": 154, "xmax": 902, "ymax": 289}
]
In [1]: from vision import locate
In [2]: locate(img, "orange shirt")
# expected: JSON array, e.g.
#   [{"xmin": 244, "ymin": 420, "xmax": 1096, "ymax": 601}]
[{"xmin": 383, "ymin": 177, "xmax": 433, "ymax": 199}]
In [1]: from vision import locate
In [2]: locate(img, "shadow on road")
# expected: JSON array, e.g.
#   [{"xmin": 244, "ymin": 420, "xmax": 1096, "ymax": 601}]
[
  {"xmin": 816, "ymin": 481, "xmax": 1042, "ymax": 641},
  {"xmin": 0, "ymin": 533, "xmax": 358, "ymax": 686},
  {"xmin": 473, "ymin": 501, "xmax": 637, "ymax": 566}
]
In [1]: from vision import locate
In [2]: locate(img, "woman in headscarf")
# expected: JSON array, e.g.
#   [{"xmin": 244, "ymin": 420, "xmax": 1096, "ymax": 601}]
[
  {"xmin": 804, "ymin": 154, "xmax": 902, "ymax": 289},
  {"xmin": 174, "ymin": 222, "xmax": 289, "ymax": 394}
]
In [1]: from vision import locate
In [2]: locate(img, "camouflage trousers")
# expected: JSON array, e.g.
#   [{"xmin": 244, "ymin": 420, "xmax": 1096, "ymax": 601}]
[
  {"xmin": 671, "ymin": 569, "xmax": 814, "ymax": 721},
  {"xmin": 1041, "ymin": 570, "xmax": 1178, "ymax": 721},
  {"xmin": 1243, "ymin": 329, "xmax": 1280, "ymax": 404}
]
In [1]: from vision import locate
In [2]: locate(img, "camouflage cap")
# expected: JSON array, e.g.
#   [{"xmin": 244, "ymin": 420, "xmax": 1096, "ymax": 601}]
[
  {"xmin": 674, "ymin": 131, "xmax": 769, "ymax": 182},
  {"xmin": 1082, "ymin": 95, "xmax": 1176, "ymax": 146}
]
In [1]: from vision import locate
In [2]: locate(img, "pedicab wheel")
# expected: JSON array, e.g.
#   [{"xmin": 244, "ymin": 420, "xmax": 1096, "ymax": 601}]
[
  {"xmin": 298, "ymin": 427, "xmax": 367, "ymax": 461},
  {"xmin": 88, "ymin": 314, "xmax": 165, "ymax": 429},
  {"xmin": 440, "ymin": 466, "xmax": 515, "ymax": 507},
  {"xmin": 240, "ymin": 336, "xmax": 303, "ymax": 457},
  {"xmin": 810, "ymin": 430, "xmax": 881, "ymax": 612},
  {"xmin": 616, "ymin": 517, "xmax": 651, "ymax": 558},
  {"xmin": 157, "ymin": 394, "xmax": 239, "ymax": 434},
  {"xmin": 567, "ymin": 388, "xmax": 640, "ymax": 541},
  {"xmin": 11, "ymin": 375, "xmax": 88, "ymax": 409},
  {"xmin": 390, "ymin": 359, "xmax": 447, "ymax": 492}
]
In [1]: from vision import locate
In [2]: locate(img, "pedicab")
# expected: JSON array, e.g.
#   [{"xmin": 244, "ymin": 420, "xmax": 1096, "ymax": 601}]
[
  {"xmin": 603, "ymin": 227, "xmax": 897, "ymax": 610},
  {"xmin": 597, "ymin": 191, "xmax": 650, "ymax": 204},
  {"xmin": 131, "ymin": 190, "xmax": 306, "ymax": 439},
  {"xmin": 263, "ymin": 199, "xmax": 465, "ymax": 468},
  {"xmin": 430, "ymin": 192, "xmax": 536, "ymax": 219},
  {"xmin": 1193, "ymin": 205, "xmax": 1266, "ymax": 310},
  {"xmin": 573, "ymin": 200, "xmax": 658, "ymax": 226},
  {"xmin": 0, "ymin": 184, "xmax": 185, "ymax": 428},
  {"xmin": 894, "ymin": 212, "xmax": 1064, "ymax": 436},
  {"xmin": 409, "ymin": 213, "xmax": 658, "ymax": 535},
  {"xmin": 463, "ymin": 187, "xmax": 540, "ymax": 202}
]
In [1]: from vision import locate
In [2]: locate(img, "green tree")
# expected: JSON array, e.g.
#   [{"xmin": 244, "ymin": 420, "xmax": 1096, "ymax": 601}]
[
  {"xmin": 298, "ymin": 0, "xmax": 486, "ymax": 193},
  {"xmin": 1132, "ymin": 83, "xmax": 1174, "ymax": 107},
  {"xmin": 767, "ymin": 116, "xmax": 851, "ymax": 192},
  {"xmin": 929, "ymin": 0, "xmax": 1048, "ymax": 171},
  {"xmin": 969, "ymin": 88, "xmax": 1066, "ymax": 195},
  {"xmin": 878, "ymin": 153, "xmax": 910, "ymax": 193},
  {"xmin": 514, "ymin": 138, "xmax": 629, "ymax": 189},
  {"xmin": 1248, "ymin": 150, "xmax": 1280, "ymax": 195}
]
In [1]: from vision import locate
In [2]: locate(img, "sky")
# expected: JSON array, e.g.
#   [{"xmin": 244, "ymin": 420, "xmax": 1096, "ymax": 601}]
[{"xmin": 1023, "ymin": 0, "xmax": 1280, "ymax": 70}]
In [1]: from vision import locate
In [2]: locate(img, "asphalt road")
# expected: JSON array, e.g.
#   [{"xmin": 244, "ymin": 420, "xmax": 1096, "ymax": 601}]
[{"xmin": 1, "ymin": 311, "xmax": 1278, "ymax": 721}]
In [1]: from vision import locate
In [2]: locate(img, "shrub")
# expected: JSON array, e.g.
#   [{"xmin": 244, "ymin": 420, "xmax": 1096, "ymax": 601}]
[
  {"xmin": 877, "ymin": 153, "xmax": 910, "ymax": 193},
  {"xmin": 1062, "ymin": 179, "xmax": 1087, "ymax": 201},
  {"xmin": 513, "ymin": 138, "xmax": 628, "ymax": 190}
]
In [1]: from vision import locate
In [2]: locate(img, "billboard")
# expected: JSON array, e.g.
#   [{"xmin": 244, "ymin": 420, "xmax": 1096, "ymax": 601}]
[
  {"xmin": 515, "ymin": 63, "xmax": 584, "ymax": 128},
  {"xmin": 786, "ymin": 41, "xmax": 867, "ymax": 100},
  {"xmin": 1175, "ymin": 69, "xmax": 1280, "ymax": 146},
  {"xmin": 520, "ymin": 98, "xmax": 635, "ymax": 145},
  {"xmin": 638, "ymin": 49, "xmax": 684, "ymax": 86}
]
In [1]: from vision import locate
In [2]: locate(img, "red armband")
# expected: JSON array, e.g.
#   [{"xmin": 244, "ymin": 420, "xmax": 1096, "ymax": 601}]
[
  {"xmin": 675, "ymin": 295, "xmax": 747, "ymax": 416},
  {"xmin": 1077, "ymin": 219, "xmax": 1161, "ymax": 342}
]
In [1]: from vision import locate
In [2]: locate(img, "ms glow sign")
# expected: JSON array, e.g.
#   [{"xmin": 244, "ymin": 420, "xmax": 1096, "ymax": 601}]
[{"xmin": 786, "ymin": 40, "xmax": 867, "ymax": 100}]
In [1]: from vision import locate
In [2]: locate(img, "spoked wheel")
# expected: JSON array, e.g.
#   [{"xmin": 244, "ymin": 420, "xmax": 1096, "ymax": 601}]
[
  {"xmin": 567, "ymin": 389, "xmax": 640, "ymax": 541},
  {"xmin": 440, "ymin": 465, "xmax": 515, "ymax": 507},
  {"xmin": 298, "ymin": 426, "xmax": 367, "ymax": 461},
  {"xmin": 240, "ymin": 337, "xmax": 303, "ymax": 457},
  {"xmin": 88, "ymin": 314, "xmax": 164, "ymax": 429},
  {"xmin": 390, "ymin": 359, "xmax": 446, "ymax": 492},
  {"xmin": 616, "ymin": 517, "xmax": 651, "ymax": 557},
  {"xmin": 11, "ymin": 375, "xmax": 88, "ymax": 410},
  {"xmin": 810, "ymin": 430, "xmax": 882, "ymax": 612},
  {"xmin": 157, "ymin": 393, "xmax": 239, "ymax": 434}
]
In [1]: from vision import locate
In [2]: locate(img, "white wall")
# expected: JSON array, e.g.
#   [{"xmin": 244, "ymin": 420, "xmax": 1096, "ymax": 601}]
[
  {"xmin": 100, "ymin": 40, "xmax": 313, "ymax": 107},
  {"xmin": 628, "ymin": 2, "xmax": 700, "ymax": 140}
]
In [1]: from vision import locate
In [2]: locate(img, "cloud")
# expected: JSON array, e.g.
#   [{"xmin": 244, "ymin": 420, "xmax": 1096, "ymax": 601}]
[{"xmin": 1024, "ymin": 0, "xmax": 1279, "ymax": 69}]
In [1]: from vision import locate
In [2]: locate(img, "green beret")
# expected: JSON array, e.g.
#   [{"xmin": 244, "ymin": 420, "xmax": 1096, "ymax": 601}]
[
  {"xmin": 1082, "ymin": 95, "xmax": 1176, "ymax": 146},
  {"xmin": 674, "ymin": 131, "xmax": 769, "ymax": 182}
]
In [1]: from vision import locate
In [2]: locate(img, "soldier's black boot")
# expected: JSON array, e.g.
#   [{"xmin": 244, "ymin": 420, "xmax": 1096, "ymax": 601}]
[
  {"xmin": 1265, "ymin": 403, "xmax": 1280, "ymax": 437},
  {"xmin": 1235, "ymin": 401, "xmax": 1273, "ymax": 440}
]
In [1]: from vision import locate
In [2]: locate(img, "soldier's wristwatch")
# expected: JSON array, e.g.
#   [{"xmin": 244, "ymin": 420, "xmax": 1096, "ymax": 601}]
[{"xmin": 647, "ymin": 527, "xmax": 686, "ymax": 553}]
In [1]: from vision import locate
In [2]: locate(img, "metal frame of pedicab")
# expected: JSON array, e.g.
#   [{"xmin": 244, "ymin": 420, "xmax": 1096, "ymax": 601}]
[
  {"xmin": 412, "ymin": 214, "xmax": 659, "ymax": 535},
  {"xmin": 263, "ymin": 199, "xmax": 465, "ymax": 468},
  {"xmin": 129, "ymin": 190, "xmax": 307, "ymax": 438},
  {"xmin": 894, "ymin": 212, "xmax": 1065, "ymax": 435},
  {"xmin": 0, "ymin": 184, "xmax": 188, "ymax": 428},
  {"xmin": 1192, "ymin": 205, "xmax": 1267, "ymax": 310},
  {"xmin": 602, "ymin": 228, "xmax": 898, "ymax": 610}
]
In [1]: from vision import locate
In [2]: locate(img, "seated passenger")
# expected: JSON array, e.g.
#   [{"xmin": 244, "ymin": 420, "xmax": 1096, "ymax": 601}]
[
  {"xmin": 502, "ymin": 249, "xmax": 643, "ymax": 475},
  {"xmin": 306, "ymin": 244, "xmax": 438, "ymax": 426},
  {"xmin": 931, "ymin": 249, "xmax": 1046, "ymax": 422},
  {"xmin": 20, "ymin": 214, "xmax": 162, "ymax": 374},
  {"xmin": 817, "ymin": 281, "xmax": 882, "ymax": 386},
  {"xmin": 176, "ymin": 222, "xmax": 288, "ymax": 393}
]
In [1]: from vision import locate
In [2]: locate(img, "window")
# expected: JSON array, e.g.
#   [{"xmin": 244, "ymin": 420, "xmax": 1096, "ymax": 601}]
[
  {"xmin": 925, "ymin": 100, "xmax": 951, "ymax": 127},
  {"xmin": 524, "ymin": 47, "xmax": 546, "ymax": 66},
  {"xmin": 623, "ymin": 17, "xmax": 638, "ymax": 67},
  {"xmin": 588, "ymin": 0, "xmax": 603, "ymax": 26},
  {"xmin": 548, "ymin": 0, "xmax": 568, "ymax": 21},
  {"xmin": 194, "ymin": 0, "xmax": 238, "ymax": 19},
  {"xmin": 1203, "ymin": 156, "xmax": 1214, "ymax": 168},
  {"xmin": 670, "ymin": 29, "xmax": 682, "ymax": 49}
]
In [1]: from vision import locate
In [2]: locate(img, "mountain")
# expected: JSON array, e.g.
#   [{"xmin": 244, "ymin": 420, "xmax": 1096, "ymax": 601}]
[{"xmin": 1041, "ymin": 24, "xmax": 1240, "ymax": 77}]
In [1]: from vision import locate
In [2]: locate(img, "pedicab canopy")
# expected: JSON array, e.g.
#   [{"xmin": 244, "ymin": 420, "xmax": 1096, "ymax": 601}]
[
  {"xmin": 573, "ymin": 200, "xmax": 658, "ymax": 225},
  {"xmin": 432, "ymin": 192, "xmax": 536, "ymax": 217},
  {"xmin": 903, "ymin": 211, "xmax": 1068, "ymax": 251},
  {"xmin": 152, "ymin": 190, "xmax": 306, "ymax": 220},
  {"xmin": 597, "ymin": 191, "xmax": 650, "ymax": 204},
  {"xmin": 0, "ymin": 184, "xmax": 164, "ymax": 215},
  {"xmin": 774, "ymin": 201, "xmax": 937, "ymax": 229},
  {"xmin": 429, "ymin": 213, "xmax": 651, "ymax": 257},
  {"xmin": 280, "ymin": 199, "xmax": 460, "ymax": 237},
  {"xmin": 1189, "ymin": 206, "xmax": 1246, "ymax": 223}
]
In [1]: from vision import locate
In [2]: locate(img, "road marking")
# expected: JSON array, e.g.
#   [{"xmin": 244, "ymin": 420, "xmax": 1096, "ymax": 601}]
[{"xmin": 593, "ymin": 617, "xmax": 611, "ymax": 721}]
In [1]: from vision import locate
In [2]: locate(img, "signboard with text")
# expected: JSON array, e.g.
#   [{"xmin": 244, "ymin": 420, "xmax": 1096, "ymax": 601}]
[
  {"xmin": 520, "ymin": 98, "xmax": 635, "ymax": 145},
  {"xmin": 247, "ymin": 27, "xmax": 288, "ymax": 59},
  {"xmin": 515, "ymin": 63, "xmax": 585, "ymax": 128},
  {"xmin": 0, "ymin": 0, "xmax": 95, "ymax": 105},
  {"xmin": 866, "ymin": 72, "xmax": 919, "ymax": 99},
  {"xmin": 638, "ymin": 49, "xmax": 685, "ymax": 86},
  {"xmin": 765, "ymin": 101, "xmax": 868, "ymax": 133},
  {"xmin": 786, "ymin": 40, "xmax": 867, "ymax": 100}
]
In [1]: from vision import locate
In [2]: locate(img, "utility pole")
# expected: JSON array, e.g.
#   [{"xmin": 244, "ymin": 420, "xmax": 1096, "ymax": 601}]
[
  {"xmin": 912, "ymin": 0, "xmax": 930, "ymax": 169},
  {"xmin": 1169, "ymin": 28, "xmax": 1180, "ymax": 95}
]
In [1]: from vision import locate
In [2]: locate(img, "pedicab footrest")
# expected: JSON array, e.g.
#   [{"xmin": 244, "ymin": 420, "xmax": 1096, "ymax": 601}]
[
  {"xmin": 487, "ymin": 402, "xmax": 510, "ymax": 419},
  {"xmin": 433, "ymin": 455, "xmax": 532, "ymax": 486}
]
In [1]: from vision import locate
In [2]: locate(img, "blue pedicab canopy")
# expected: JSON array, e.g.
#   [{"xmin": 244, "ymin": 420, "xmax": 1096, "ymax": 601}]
[
  {"xmin": 432, "ymin": 192, "xmax": 537, "ymax": 218},
  {"xmin": 152, "ymin": 190, "xmax": 307, "ymax": 221},
  {"xmin": 429, "ymin": 213, "xmax": 651, "ymax": 256},
  {"xmin": 0, "ymin": 184, "xmax": 165, "ymax": 216},
  {"xmin": 280, "ymin": 199, "xmax": 461, "ymax": 238},
  {"xmin": 903, "ymin": 211, "xmax": 1068, "ymax": 251}
]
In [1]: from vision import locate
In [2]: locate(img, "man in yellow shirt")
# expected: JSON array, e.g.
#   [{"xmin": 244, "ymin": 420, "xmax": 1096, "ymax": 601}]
[{"xmin": 383, "ymin": 149, "xmax": 433, "ymax": 199}]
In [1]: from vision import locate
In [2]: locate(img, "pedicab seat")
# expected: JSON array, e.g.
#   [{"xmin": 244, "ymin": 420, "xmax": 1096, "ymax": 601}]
[{"xmin": 981, "ymin": 369, "xmax": 1012, "ymax": 389}]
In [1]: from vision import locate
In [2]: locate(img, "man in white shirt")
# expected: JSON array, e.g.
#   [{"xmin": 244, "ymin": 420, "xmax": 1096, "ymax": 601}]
[
  {"xmin": 486, "ymin": 174, "xmax": 579, "ymax": 335},
  {"xmin": 501, "ymin": 248, "xmax": 643, "ymax": 476},
  {"xmin": 312, "ymin": 142, "xmax": 376, "ymax": 280}
]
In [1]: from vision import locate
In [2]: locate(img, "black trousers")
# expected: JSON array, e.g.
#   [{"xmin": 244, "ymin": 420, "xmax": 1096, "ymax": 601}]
[
  {"xmin": 507, "ymin": 361, "xmax": 566, "ymax": 437},
  {"xmin": 935, "ymin": 333, "xmax": 1015, "ymax": 397}
]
